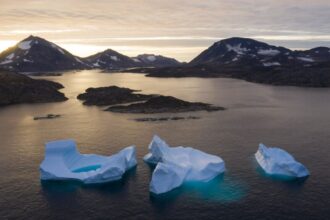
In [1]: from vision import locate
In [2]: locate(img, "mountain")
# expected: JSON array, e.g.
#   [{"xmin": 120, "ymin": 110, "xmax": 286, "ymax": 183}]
[
  {"xmin": 138, "ymin": 37, "xmax": 330, "ymax": 87},
  {"xmin": 85, "ymin": 49, "xmax": 138, "ymax": 70},
  {"xmin": 0, "ymin": 35, "xmax": 89, "ymax": 73},
  {"xmin": 86, "ymin": 51, "xmax": 181, "ymax": 69},
  {"xmin": 132, "ymin": 54, "xmax": 181, "ymax": 67},
  {"xmin": 0, "ymin": 71, "xmax": 67, "ymax": 106},
  {"xmin": 190, "ymin": 37, "xmax": 330, "ymax": 68}
]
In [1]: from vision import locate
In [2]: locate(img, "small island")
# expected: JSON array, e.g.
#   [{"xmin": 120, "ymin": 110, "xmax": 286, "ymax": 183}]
[
  {"xmin": 0, "ymin": 71, "xmax": 67, "ymax": 106},
  {"xmin": 106, "ymin": 96, "xmax": 224, "ymax": 113},
  {"xmin": 77, "ymin": 86, "xmax": 225, "ymax": 114},
  {"xmin": 77, "ymin": 86, "xmax": 154, "ymax": 106}
]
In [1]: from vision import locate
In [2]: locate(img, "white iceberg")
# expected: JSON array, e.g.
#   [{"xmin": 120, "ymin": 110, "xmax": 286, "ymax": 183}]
[
  {"xmin": 144, "ymin": 135, "xmax": 225, "ymax": 194},
  {"xmin": 40, "ymin": 140, "xmax": 137, "ymax": 184},
  {"xmin": 255, "ymin": 143, "xmax": 309, "ymax": 178}
]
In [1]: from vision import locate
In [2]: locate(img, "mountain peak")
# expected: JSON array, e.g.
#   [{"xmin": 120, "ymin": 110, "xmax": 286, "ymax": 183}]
[{"xmin": 0, "ymin": 35, "xmax": 88, "ymax": 72}]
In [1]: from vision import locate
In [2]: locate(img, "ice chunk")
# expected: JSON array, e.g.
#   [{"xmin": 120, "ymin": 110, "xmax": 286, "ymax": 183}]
[
  {"xmin": 40, "ymin": 140, "xmax": 137, "ymax": 184},
  {"xmin": 144, "ymin": 135, "xmax": 225, "ymax": 194},
  {"xmin": 255, "ymin": 143, "xmax": 309, "ymax": 178}
]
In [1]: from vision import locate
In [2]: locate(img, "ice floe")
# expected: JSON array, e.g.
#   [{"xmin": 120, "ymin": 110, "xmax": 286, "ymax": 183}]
[
  {"xmin": 40, "ymin": 140, "xmax": 137, "ymax": 184},
  {"xmin": 255, "ymin": 143, "xmax": 309, "ymax": 178},
  {"xmin": 144, "ymin": 135, "xmax": 225, "ymax": 194}
]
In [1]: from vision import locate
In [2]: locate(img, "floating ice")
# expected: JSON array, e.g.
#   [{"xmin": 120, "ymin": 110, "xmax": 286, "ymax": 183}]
[
  {"xmin": 144, "ymin": 135, "xmax": 225, "ymax": 194},
  {"xmin": 255, "ymin": 143, "xmax": 309, "ymax": 178},
  {"xmin": 40, "ymin": 140, "xmax": 137, "ymax": 184}
]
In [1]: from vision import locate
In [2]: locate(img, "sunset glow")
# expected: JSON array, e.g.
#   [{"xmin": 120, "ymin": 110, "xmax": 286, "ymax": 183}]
[{"xmin": 0, "ymin": 0, "xmax": 329, "ymax": 61}]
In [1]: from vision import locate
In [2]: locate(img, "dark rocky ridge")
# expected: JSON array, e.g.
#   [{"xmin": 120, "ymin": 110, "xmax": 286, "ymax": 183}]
[
  {"xmin": 0, "ymin": 35, "xmax": 89, "ymax": 72},
  {"xmin": 0, "ymin": 71, "xmax": 68, "ymax": 106},
  {"xmin": 132, "ymin": 37, "xmax": 330, "ymax": 87},
  {"xmin": 106, "ymin": 96, "xmax": 225, "ymax": 113},
  {"xmin": 77, "ymin": 86, "xmax": 154, "ymax": 106},
  {"xmin": 85, "ymin": 49, "xmax": 138, "ymax": 70},
  {"xmin": 132, "ymin": 54, "xmax": 181, "ymax": 67}
]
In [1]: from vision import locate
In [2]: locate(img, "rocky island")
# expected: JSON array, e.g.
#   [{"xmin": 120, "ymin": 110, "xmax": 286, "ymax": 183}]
[
  {"xmin": 106, "ymin": 96, "xmax": 224, "ymax": 113},
  {"xmin": 77, "ymin": 86, "xmax": 154, "ymax": 106},
  {"xmin": 77, "ymin": 86, "xmax": 224, "ymax": 114},
  {"xmin": 0, "ymin": 71, "xmax": 67, "ymax": 106}
]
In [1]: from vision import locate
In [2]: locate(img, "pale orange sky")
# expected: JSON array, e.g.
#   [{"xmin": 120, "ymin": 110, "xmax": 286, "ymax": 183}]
[{"xmin": 1, "ymin": 0, "xmax": 330, "ymax": 61}]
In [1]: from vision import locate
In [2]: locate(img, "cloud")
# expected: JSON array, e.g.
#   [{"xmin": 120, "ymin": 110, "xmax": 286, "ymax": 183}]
[{"xmin": 0, "ymin": 0, "xmax": 329, "ymax": 60}]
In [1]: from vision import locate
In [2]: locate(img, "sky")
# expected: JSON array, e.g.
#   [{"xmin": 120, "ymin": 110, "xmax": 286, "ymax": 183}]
[{"xmin": 0, "ymin": 0, "xmax": 330, "ymax": 61}]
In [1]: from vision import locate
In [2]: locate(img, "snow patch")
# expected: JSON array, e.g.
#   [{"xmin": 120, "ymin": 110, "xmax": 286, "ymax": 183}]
[
  {"xmin": 23, "ymin": 59, "xmax": 33, "ymax": 63},
  {"xmin": 51, "ymin": 43, "xmax": 65, "ymax": 54},
  {"xmin": 258, "ymin": 49, "xmax": 280, "ymax": 56},
  {"xmin": 0, "ymin": 60, "xmax": 13, "ymax": 65},
  {"xmin": 297, "ymin": 57, "xmax": 314, "ymax": 62},
  {"xmin": 110, "ymin": 56, "xmax": 119, "ymax": 62},
  {"xmin": 147, "ymin": 55, "xmax": 156, "ymax": 62},
  {"xmin": 263, "ymin": 62, "xmax": 281, "ymax": 67},
  {"xmin": 226, "ymin": 44, "xmax": 248, "ymax": 55},
  {"xmin": 133, "ymin": 58, "xmax": 141, "ymax": 63},
  {"xmin": 74, "ymin": 57, "xmax": 84, "ymax": 64},
  {"xmin": 18, "ymin": 40, "xmax": 32, "ymax": 50},
  {"xmin": 6, "ymin": 53, "xmax": 15, "ymax": 59}
]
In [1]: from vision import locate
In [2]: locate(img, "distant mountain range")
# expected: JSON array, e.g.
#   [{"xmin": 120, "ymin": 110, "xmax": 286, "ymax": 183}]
[
  {"xmin": 134, "ymin": 37, "xmax": 330, "ymax": 87},
  {"xmin": 0, "ymin": 35, "xmax": 181, "ymax": 72},
  {"xmin": 1, "ymin": 36, "xmax": 330, "ymax": 87}
]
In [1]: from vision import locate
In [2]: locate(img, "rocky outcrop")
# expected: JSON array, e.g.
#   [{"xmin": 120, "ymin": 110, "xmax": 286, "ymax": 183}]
[
  {"xmin": 106, "ymin": 96, "xmax": 225, "ymax": 113},
  {"xmin": 77, "ymin": 86, "xmax": 154, "ymax": 106},
  {"xmin": 0, "ymin": 71, "xmax": 68, "ymax": 106}
]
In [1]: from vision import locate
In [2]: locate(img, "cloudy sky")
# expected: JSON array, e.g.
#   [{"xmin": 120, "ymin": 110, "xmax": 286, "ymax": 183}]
[{"xmin": 0, "ymin": 0, "xmax": 330, "ymax": 61}]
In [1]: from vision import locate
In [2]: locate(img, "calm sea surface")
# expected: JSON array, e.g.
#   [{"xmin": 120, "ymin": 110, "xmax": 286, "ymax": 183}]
[{"xmin": 0, "ymin": 70, "xmax": 329, "ymax": 219}]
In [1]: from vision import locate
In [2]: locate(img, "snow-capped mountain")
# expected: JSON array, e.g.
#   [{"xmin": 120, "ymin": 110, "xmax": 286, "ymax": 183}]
[
  {"xmin": 85, "ymin": 49, "xmax": 138, "ymax": 70},
  {"xmin": 0, "ymin": 35, "xmax": 89, "ymax": 72},
  {"xmin": 190, "ymin": 37, "xmax": 330, "ymax": 67},
  {"xmin": 132, "ymin": 54, "xmax": 181, "ymax": 67}
]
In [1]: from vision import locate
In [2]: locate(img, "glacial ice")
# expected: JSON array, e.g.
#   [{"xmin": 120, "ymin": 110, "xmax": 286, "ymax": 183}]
[
  {"xmin": 40, "ymin": 140, "xmax": 137, "ymax": 184},
  {"xmin": 255, "ymin": 143, "xmax": 309, "ymax": 178},
  {"xmin": 144, "ymin": 135, "xmax": 225, "ymax": 194}
]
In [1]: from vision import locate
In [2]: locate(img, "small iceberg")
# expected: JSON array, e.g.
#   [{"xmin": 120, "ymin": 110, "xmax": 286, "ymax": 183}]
[
  {"xmin": 40, "ymin": 140, "xmax": 137, "ymax": 184},
  {"xmin": 144, "ymin": 135, "xmax": 225, "ymax": 194},
  {"xmin": 255, "ymin": 143, "xmax": 309, "ymax": 178}
]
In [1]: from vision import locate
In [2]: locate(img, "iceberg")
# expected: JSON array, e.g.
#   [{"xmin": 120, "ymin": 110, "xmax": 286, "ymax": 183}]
[
  {"xmin": 255, "ymin": 143, "xmax": 309, "ymax": 178},
  {"xmin": 144, "ymin": 135, "xmax": 225, "ymax": 194},
  {"xmin": 40, "ymin": 140, "xmax": 137, "ymax": 184}
]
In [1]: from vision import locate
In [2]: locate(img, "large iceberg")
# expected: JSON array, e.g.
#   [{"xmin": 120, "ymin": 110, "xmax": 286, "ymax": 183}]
[
  {"xmin": 255, "ymin": 143, "xmax": 309, "ymax": 178},
  {"xmin": 144, "ymin": 135, "xmax": 225, "ymax": 194},
  {"xmin": 40, "ymin": 140, "xmax": 137, "ymax": 184}
]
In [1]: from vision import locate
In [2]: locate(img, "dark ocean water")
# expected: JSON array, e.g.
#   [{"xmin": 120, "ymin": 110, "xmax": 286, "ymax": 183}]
[{"xmin": 0, "ymin": 70, "xmax": 329, "ymax": 219}]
